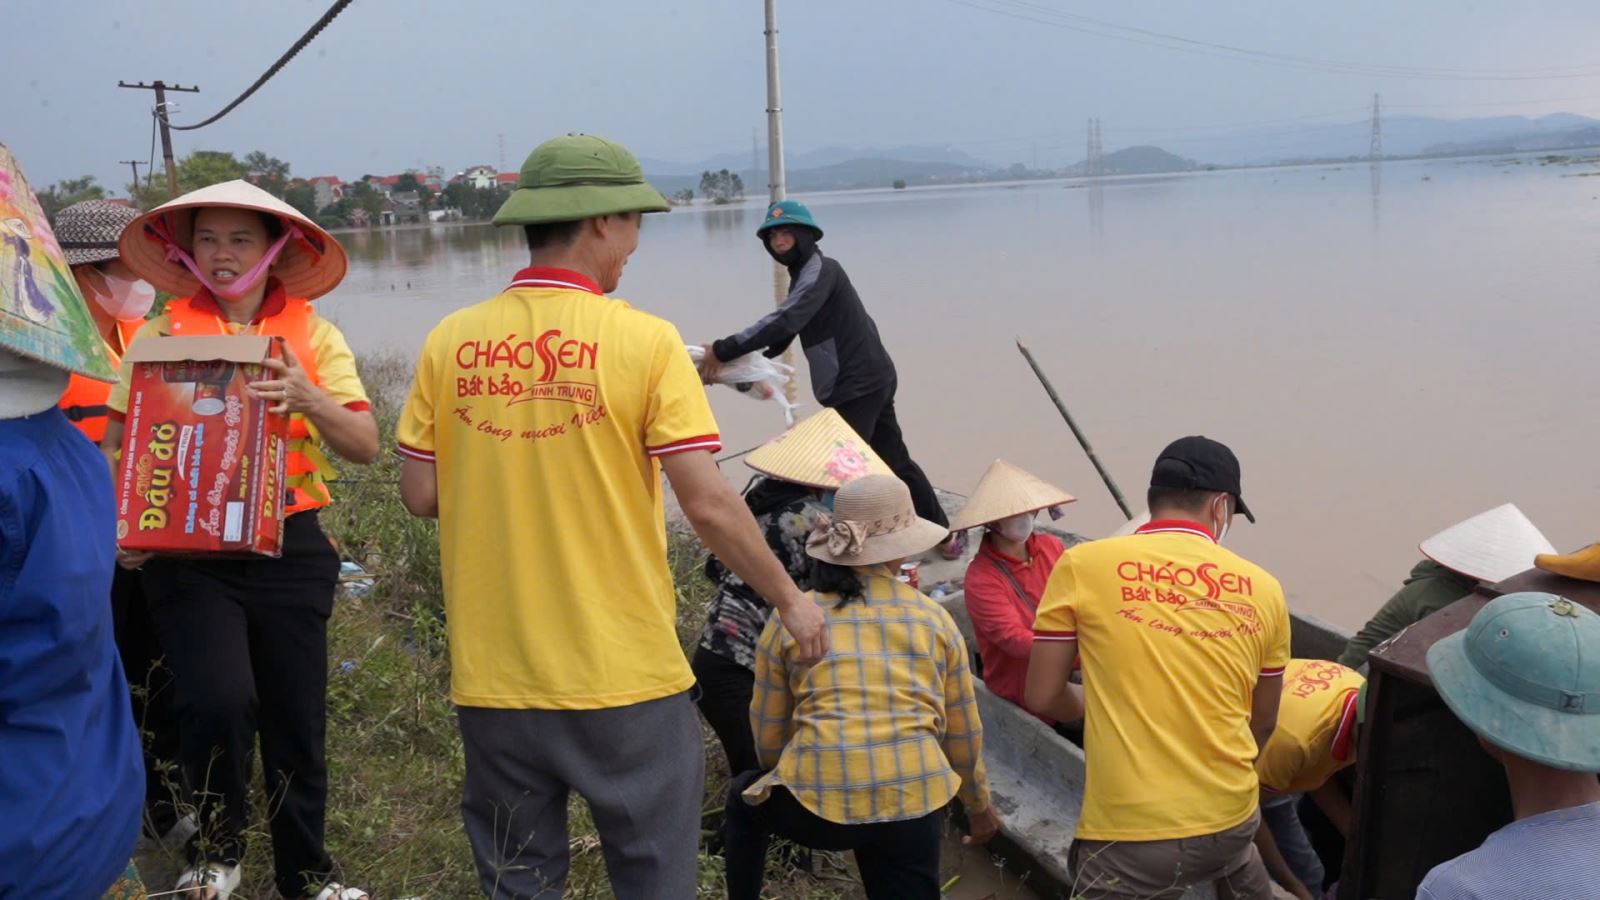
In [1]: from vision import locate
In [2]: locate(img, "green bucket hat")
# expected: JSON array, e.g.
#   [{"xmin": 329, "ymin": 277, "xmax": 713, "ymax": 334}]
[
  {"xmin": 756, "ymin": 199, "xmax": 823, "ymax": 238},
  {"xmin": 1426, "ymin": 592, "xmax": 1600, "ymax": 772},
  {"xmin": 492, "ymin": 134, "xmax": 670, "ymax": 227}
]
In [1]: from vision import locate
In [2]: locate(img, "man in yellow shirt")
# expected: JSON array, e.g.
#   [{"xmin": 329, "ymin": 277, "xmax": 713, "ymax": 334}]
[
  {"xmin": 1254, "ymin": 659, "xmax": 1364, "ymax": 900},
  {"xmin": 1027, "ymin": 436, "xmax": 1290, "ymax": 900},
  {"xmin": 397, "ymin": 134, "xmax": 827, "ymax": 900}
]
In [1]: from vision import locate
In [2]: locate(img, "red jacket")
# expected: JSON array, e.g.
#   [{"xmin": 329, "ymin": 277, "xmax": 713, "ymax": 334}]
[{"xmin": 963, "ymin": 531, "xmax": 1066, "ymax": 723}]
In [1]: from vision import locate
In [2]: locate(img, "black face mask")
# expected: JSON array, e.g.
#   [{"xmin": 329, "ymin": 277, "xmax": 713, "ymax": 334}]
[{"xmin": 762, "ymin": 227, "xmax": 819, "ymax": 268}]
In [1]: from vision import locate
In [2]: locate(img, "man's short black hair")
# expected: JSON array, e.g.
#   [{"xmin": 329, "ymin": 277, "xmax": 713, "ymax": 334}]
[
  {"xmin": 523, "ymin": 219, "xmax": 584, "ymax": 251},
  {"xmin": 1146, "ymin": 485, "xmax": 1217, "ymax": 517}
]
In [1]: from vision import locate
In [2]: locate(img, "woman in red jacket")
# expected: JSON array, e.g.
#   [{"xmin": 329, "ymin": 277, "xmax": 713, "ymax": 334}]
[{"xmin": 952, "ymin": 460, "xmax": 1079, "ymax": 726}]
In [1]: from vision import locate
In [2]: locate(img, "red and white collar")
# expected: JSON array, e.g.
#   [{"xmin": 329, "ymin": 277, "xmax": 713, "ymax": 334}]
[
  {"xmin": 1135, "ymin": 519, "xmax": 1218, "ymax": 544},
  {"xmin": 506, "ymin": 266, "xmax": 603, "ymax": 296}
]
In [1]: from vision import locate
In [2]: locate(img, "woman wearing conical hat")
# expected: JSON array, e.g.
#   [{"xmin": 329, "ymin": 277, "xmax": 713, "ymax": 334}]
[
  {"xmin": 692, "ymin": 409, "xmax": 894, "ymax": 782},
  {"xmin": 0, "ymin": 144, "xmax": 146, "ymax": 900},
  {"xmin": 51, "ymin": 198, "xmax": 193, "ymax": 854},
  {"xmin": 101, "ymin": 181, "xmax": 375, "ymax": 900},
  {"xmin": 1338, "ymin": 503, "xmax": 1554, "ymax": 671},
  {"xmin": 950, "ymin": 460, "xmax": 1078, "ymax": 725}
]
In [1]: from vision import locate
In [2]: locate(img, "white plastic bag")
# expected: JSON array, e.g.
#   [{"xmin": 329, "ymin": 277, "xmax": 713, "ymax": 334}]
[{"xmin": 686, "ymin": 345, "xmax": 801, "ymax": 425}]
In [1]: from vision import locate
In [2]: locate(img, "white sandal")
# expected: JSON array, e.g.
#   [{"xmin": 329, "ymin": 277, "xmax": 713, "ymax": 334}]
[
  {"xmin": 175, "ymin": 863, "xmax": 240, "ymax": 899},
  {"xmin": 311, "ymin": 884, "xmax": 370, "ymax": 900}
]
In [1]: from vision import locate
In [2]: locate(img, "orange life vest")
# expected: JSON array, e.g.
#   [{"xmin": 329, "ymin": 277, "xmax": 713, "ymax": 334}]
[
  {"xmin": 166, "ymin": 295, "xmax": 336, "ymax": 516},
  {"xmin": 59, "ymin": 318, "xmax": 144, "ymax": 443}
]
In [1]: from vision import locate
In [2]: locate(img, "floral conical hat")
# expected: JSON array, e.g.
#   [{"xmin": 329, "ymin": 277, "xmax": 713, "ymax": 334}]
[
  {"xmin": 745, "ymin": 408, "xmax": 894, "ymax": 489},
  {"xmin": 949, "ymin": 459, "xmax": 1077, "ymax": 531},
  {"xmin": 0, "ymin": 144, "xmax": 116, "ymax": 381}
]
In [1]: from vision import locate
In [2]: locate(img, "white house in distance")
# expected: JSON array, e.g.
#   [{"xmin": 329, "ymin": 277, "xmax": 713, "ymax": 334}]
[
  {"xmin": 306, "ymin": 176, "xmax": 344, "ymax": 210},
  {"xmin": 461, "ymin": 165, "xmax": 497, "ymax": 189}
]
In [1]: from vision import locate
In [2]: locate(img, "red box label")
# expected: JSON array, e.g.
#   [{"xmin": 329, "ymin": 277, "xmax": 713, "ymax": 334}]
[{"xmin": 114, "ymin": 338, "xmax": 290, "ymax": 557}]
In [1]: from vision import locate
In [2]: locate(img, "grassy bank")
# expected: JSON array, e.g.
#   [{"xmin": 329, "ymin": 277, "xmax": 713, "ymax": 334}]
[{"xmin": 135, "ymin": 352, "xmax": 857, "ymax": 898}]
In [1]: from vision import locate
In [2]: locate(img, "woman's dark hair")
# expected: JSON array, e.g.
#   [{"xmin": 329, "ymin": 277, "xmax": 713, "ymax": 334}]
[
  {"xmin": 258, "ymin": 211, "xmax": 285, "ymax": 240},
  {"xmin": 808, "ymin": 558, "xmax": 865, "ymax": 604}
]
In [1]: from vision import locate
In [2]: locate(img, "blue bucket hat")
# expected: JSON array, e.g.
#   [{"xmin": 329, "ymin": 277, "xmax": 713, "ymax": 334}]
[
  {"xmin": 756, "ymin": 199, "xmax": 822, "ymax": 239},
  {"xmin": 1426, "ymin": 592, "xmax": 1600, "ymax": 772}
]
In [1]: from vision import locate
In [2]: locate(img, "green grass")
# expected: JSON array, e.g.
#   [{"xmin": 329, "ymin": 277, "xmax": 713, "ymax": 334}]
[{"xmin": 135, "ymin": 352, "xmax": 854, "ymax": 899}]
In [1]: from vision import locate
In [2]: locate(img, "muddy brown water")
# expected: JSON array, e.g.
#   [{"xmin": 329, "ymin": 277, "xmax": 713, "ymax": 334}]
[{"xmin": 325, "ymin": 154, "xmax": 1600, "ymax": 630}]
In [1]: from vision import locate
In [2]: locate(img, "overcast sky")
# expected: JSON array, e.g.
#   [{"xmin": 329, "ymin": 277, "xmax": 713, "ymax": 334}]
[{"xmin": 10, "ymin": 0, "xmax": 1600, "ymax": 192}]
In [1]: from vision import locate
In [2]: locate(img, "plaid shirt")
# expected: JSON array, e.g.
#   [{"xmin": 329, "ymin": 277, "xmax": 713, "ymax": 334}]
[{"xmin": 744, "ymin": 566, "xmax": 991, "ymax": 824}]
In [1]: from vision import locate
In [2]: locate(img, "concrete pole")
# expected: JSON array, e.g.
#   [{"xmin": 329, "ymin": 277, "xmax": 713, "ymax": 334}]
[{"xmin": 764, "ymin": 0, "xmax": 797, "ymax": 404}]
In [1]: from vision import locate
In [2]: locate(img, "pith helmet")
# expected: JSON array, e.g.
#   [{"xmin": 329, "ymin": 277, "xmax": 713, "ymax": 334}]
[
  {"xmin": 493, "ymin": 134, "xmax": 670, "ymax": 227},
  {"xmin": 756, "ymin": 199, "xmax": 822, "ymax": 238},
  {"xmin": 1427, "ymin": 592, "xmax": 1600, "ymax": 772}
]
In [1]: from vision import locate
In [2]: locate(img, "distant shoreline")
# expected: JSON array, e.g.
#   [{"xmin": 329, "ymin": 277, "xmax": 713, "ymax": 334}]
[{"xmin": 324, "ymin": 145, "xmax": 1600, "ymax": 233}]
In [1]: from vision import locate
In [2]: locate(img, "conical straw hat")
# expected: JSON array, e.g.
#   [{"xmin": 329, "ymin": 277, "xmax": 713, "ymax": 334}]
[
  {"xmin": 0, "ymin": 144, "xmax": 117, "ymax": 381},
  {"xmin": 949, "ymin": 459, "xmax": 1077, "ymax": 531},
  {"xmin": 1419, "ymin": 503, "xmax": 1555, "ymax": 584},
  {"xmin": 745, "ymin": 408, "xmax": 894, "ymax": 490},
  {"xmin": 118, "ymin": 180, "xmax": 348, "ymax": 300}
]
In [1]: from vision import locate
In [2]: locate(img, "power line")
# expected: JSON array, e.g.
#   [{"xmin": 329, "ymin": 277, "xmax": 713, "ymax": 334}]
[
  {"xmin": 942, "ymin": 0, "xmax": 1600, "ymax": 81},
  {"xmin": 161, "ymin": 0, "xmax": 356, "ymax": 132}
]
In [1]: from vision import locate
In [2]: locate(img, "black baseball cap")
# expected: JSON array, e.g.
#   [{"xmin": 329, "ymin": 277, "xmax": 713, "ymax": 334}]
[{"xmin": 1149, "ymin": 436, "xmax": 1255, "ymax": 523}]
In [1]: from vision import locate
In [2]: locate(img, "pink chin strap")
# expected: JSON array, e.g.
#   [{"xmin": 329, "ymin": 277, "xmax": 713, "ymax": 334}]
[{"xmin": 163, "ymin": 224, "xmax": 301, "ymax": 301}]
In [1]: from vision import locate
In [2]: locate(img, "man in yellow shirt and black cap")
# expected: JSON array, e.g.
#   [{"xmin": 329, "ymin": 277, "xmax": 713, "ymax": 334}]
[{"xmin": 1028, "ymin": 436, "xmax": 1291, "ymax": 900}]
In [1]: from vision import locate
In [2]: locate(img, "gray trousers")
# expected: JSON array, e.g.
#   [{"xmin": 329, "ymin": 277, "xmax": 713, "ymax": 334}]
[{"xmin": 458, "ymin": 690, "xmax": 705, "ymax": 899}]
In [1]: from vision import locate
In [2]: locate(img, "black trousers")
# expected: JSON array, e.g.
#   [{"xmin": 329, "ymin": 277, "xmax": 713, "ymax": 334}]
[
  {"xmin": 831, "ymin": 381, "xmax": 949, "ymax": 528},
  {"xmin": 142, "ymin": 511, "xmax": 340, "ymax": 898},
  {"xmin": 112, "ymin": 565, "xmax": 186, "ymax": 837},
  {"xmin": 691, "ymin": 646, "xmax": 760, "ymax": 775},
  {"xmin": 724, "ymin": 771, "xmax": 943, "ymax": 900}
]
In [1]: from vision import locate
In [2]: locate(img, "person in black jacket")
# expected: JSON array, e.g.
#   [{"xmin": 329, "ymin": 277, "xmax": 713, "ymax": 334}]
[{"xmin": 700, "ymin": 200, "xmax": 959, "ymax": 555}]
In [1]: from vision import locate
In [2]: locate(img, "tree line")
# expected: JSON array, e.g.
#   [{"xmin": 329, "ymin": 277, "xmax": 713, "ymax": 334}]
[{"xmin": 36, "ymin": 151, "xmax": 517, "ymax": 229}]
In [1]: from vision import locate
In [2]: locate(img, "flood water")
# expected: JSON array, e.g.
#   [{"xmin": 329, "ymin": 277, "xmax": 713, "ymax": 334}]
[{"xmin": 323, "ymin": 154, "xmax": 1600, "ymax": 630}]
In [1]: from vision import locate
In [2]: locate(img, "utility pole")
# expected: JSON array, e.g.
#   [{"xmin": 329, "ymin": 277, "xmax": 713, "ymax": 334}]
[
  {"xmin": 118, "ymin": 80, "xmax": 200, "ymax": 199},
  {"xmin": 751, "ymin": 127, "xmax": 761, "ymax": 190},
  {"xmin": 1370, "ymin": 93, "xmax": 1382, "ymax": 162},
  {"xmin": 119, "ymin": 159, "xmax": 142, "ymax": 190},
  {"xmin": 764, "ymin": 0, "xmax": 796, "ymax": 403},
  {"xmin": 1085, "ymin": 117, "xmax": 1103, "ymax": 176},
  {"xmin": 498, "ymin": 132, "xmax": 507, "ymax": 173}
]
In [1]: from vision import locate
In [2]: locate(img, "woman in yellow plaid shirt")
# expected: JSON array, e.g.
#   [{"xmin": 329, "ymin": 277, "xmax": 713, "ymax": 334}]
[{"xmin": 724, "ymin": 474, "xmax": 1001, "ymax": 899}]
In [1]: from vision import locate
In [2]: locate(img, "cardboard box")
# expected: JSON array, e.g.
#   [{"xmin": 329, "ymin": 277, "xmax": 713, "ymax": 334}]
[{"xmin": 114, "ymin": 335, "xmax": 289, "ymax": 557}]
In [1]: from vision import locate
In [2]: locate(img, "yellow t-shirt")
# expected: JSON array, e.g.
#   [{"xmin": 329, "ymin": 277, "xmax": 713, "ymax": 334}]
[
  {"xmin": 1257, "ymin": 659, "xmax": 1363, "ymax": 795},
  {"xmin": 1033, "ymin": 519, "xmax": 1292, "ymax": 841},
  {"xmin": 396, "ymin": 267, "xmax": 721, "ymax": 710}
]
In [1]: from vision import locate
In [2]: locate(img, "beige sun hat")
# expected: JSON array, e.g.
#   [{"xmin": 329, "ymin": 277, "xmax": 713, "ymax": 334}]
[
  {"xmin": 118, "ymin": 180, "xmax": 348, "ymax": 300},
  {"xmin": 806, "ymin": 474, "xmax": 950, "ymax": 567},
  {"xmin": 1419, "ymin": 503, "xmax": 1555, "ymax": 584},
  {"xmin": 949, "ymin": 459, "xmax": 1077, "ymax": 532},
  {"xmin": 745, "ymin": 408, "xmax": 894, "ymax": 490}
]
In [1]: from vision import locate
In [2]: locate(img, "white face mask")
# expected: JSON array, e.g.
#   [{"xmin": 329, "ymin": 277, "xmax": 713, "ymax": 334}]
[
  {"xmin": 1212, "ymin": 495, "xmax": 1232, "ymax": 545},
  {"xmin": 991, "ymin": 512, "xmax": 1036, "ymax": 543},
  {"xmin": 93, "ymin": 270, "xmax": 158, "ymax": 321}
]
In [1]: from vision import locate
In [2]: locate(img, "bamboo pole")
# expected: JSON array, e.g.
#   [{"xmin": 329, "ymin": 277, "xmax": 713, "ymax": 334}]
[{"xmin": 1016, "ymin": 338, "xmax": 1133, "ymax": 519}]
